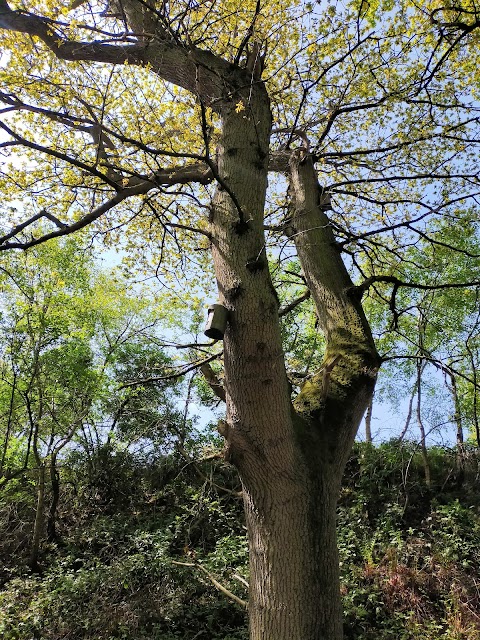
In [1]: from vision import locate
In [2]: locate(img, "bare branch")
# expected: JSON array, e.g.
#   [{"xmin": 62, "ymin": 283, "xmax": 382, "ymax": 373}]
[
  {"xmin": 200, "ymin": 362, "xmax": 226, "ymax": 402},
  {"xmin": 172, "ymin": 560, "xmax": 247, "ymax": 609},
  {"xmin": 351, "ymin": 275, "xmax": 480, "ymax": 298},
  {"xmin": 119, "ymin": 351, "xmax": 223, "ymax": 389},
  {"xmin": 165, "ymin": 222, "xmax": 211, "ymax": 238},
  {"xmin": 278, "ymin": 289, "xmax": 311, "ymax": 317},
  {"xmin": 0, "ymin": 163, "xmax": 212, "ymax": 250},
  {"xmin": 382, "ymin": 353, "xmax": 480, "ymax": 391},
  {"xmin": 0, "ymin": 120, "xmax": 120, "ymax": 189}
]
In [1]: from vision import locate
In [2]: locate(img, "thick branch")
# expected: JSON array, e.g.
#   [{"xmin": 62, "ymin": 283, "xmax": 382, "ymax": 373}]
[
  {"xmin": 0, "ymin": 1, "xmax": 147, "ymax": 65},
  {"xmin": 0, "ymin": 163, "xmax": 212, "ymax": 250},
  {"xmin": 288, "ymin": 154, "xmax": 380, "ymax": 456},
  {"xmin": 0, "ymin": 0, "xmax": 248, "ymax": 110}
]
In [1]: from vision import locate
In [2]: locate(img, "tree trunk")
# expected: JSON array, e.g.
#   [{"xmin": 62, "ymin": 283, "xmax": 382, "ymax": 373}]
[
  {"xmin": 444, "ymin": 372, "xmax": 465, "ymax": 485},
  {"xmin": 47, "ymin": 454, "xmax": 60, "ymax": 542},
  {"xmin": 365, "ymin": 396, "xmax": 373, "ymax": 443},
  {"xmin": 465, "ymin": 338, "xmax": 480, "ymax": 448},
  {"xmin": 210, "ymin": 92, "xmax": 379, "ymax": 635},
  {"xmin": 244, "ymin": 455, "xmax": 344, "ymax": 639},
  {"xmin": 209, "ymin": 83, "xmax": 315, "ymax": 638},
  {"xmin": 416, "ymin": 361, "xmax": 431, "ymax": 487},
  {"xmin": 29, "ymin": 462, "xmax": 45, "ymax": 571}
]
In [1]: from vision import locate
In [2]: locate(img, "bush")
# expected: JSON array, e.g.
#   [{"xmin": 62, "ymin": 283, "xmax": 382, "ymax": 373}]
[{"xmin": 1, "ymin": 443, "xmax": 480, "ymax": 639}]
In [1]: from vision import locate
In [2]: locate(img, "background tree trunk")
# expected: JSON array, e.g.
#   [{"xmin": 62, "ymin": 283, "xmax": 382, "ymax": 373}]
[
  {"xmin": 29, "ymin": 462, "xmax": 45, "ymax": 571},
  {"xmin": 47, "ymin": 454, "xmax": 60, "ymax": 542},
  {"xmin": 365, "ymin": 396, "xmax": 373, "ymax": 443}
]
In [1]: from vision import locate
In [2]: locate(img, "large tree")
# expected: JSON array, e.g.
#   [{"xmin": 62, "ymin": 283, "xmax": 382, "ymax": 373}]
[{"xmin": 0, "ymin": 1, "xmax": 479, "ymax": 638}]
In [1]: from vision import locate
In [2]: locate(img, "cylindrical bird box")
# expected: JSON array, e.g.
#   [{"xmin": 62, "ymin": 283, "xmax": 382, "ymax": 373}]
[
  {"xmin": 204, "ymin": 304, "xmax": 228, "ymax": 340},
  {"xmin": 319, "ymin": 187, "xmax": 332, "ymax": 211}
]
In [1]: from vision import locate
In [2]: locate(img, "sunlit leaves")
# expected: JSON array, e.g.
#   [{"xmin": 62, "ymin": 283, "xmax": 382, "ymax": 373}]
[
  {"xmin": 0, "ymin": 1, "xmax": 479, "ymax": 427},
  {"xmin": 1, "ymin": 0, "xmax": 479, "ymax": 276}
]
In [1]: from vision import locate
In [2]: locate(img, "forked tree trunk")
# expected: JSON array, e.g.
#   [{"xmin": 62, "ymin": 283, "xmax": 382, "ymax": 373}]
[{"xmin": 210, "ymin": 88, "xmax": 379, "ymax": 639}]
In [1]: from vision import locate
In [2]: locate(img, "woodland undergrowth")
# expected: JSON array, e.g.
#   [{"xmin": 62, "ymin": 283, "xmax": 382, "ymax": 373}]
[{"xmin": 1, "ymin": 441, "xmax": 479, "ymax": 640}]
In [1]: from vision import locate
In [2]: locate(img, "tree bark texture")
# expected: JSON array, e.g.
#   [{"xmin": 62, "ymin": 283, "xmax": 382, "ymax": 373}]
[
  {"xmin": 289, "ymin": 157, "xmax": 380, "ymax": 466},
  {"xmin": 209, "ymin": 99, "xmax": 380, "ymax": 638}
]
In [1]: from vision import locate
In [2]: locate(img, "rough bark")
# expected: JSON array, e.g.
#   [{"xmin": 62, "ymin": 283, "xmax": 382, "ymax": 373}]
[
  {"xmin": 209, "ymin": 112, "xmax": 379, "ymax": 637},
  {"xmin": 288, "ymin": 156, "xmax": 380, "ymax": 467},
  {"xmin": 206, "ymin": 84, "xmax": 350, "ymax": 638}
]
